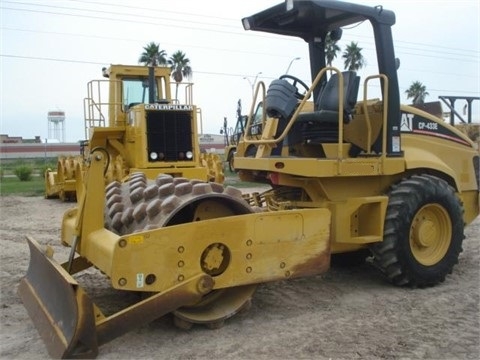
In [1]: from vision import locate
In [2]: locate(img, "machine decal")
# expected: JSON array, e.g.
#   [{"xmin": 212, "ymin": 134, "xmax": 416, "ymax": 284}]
[
  {"xmin": 145, "ymin": 104, "xmax": 193, "ymax": 111},
  {"xmin": 128, "ymin": 235, "xmax": 144, "ymax": 245},
  {"xmin": 400, "ymin": 113, "xmax": 414, "ymax": 131},
  {"xmin": 400, "ymin": 112, "xmax": 470, "ymax": 146},
  {"xmin": 136, "ymin": 273, "xmax": 144, "ymax": 288},
  {"xmin": 392, "ymin": 136, "xmax": 400, "ymax": 152}
]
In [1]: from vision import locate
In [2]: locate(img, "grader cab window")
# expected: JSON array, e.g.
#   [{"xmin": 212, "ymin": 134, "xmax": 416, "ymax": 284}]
[{"xmin": 249, "ymin": 101, "xmax": 264, "ymax": 136}]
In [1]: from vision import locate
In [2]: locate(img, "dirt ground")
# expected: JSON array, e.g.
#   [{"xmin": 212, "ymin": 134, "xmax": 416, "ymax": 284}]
[{"xmin": 0, "ymin": 194, "xmax": 479, "ymax": 360}]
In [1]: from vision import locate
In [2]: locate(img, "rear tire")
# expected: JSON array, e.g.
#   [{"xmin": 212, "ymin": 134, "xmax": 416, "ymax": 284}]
[{"xmin": 371, "ymin": 174, "xmax": 464, "ymax": 287}]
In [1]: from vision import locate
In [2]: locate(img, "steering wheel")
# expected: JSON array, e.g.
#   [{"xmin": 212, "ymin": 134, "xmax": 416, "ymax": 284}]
[{"xmin": 279, "ymin": 74, "xmax": 311, "ymax": 100}]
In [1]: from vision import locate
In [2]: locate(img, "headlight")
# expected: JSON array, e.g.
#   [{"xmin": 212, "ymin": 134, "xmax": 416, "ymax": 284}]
[
  {"xmin": 186, "ymin": 151, "xmax": 193, "ymax": 159},
  {"xmin": 149, "ymin": 152, "xmax": 158, "ymax": 160},
  {"xmin": 286, "ymin": 0, "xmax": 294, "ymax": 11},
  {"xmin": 242, "ymin": 18, "xmax": 250, "ymax": 30}
]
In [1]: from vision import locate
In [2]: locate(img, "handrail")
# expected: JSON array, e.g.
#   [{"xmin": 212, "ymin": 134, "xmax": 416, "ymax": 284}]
[
  {"xmin": 362, "ymin": 77, "xmax": 374, "ymax": 154},
  {"xmin": 242, "ymin": 67, "xmax": 345, "ymax": 156},
  {"xmin": 362, "ymin": 74, "xmax": 388, "ymax": 156},
  {"xmin": 82, "ymin": 76, "xmax": 196, "ymax": 139},
  {"xmin": 83, "ymin": 98, "xmax": 104, "ymax": 138},
  {"xmin": 196, "ymin": 108, "xmax": 203, "ymax": 134},
  {"xmin": 243, "ymin": 81, "xmax": 267, "ymax": 141},
  {"xmin": 84, "ymin": 82, "xmax": 101, "ymax": 137},
  {"xmin": 184, "ymin": 82, "xmax": 194, "ymax": 105},
  {"xmin": 83, "ymin": 79, "xmax": 120, "ymax": 138}
]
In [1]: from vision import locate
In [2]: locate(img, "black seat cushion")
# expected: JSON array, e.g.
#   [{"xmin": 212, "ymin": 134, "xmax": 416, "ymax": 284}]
[{"xmin": 294, "ymin": 71, "xmax": 360, "ymax": 144}]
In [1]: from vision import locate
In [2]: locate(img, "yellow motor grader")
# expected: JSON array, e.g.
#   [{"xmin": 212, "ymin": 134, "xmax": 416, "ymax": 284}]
[
  {"xmin": 221, "ymin": 99, "xmax": 265, "ymax": 172},
  {"xmin": 19, "ymin": 1, "xmax": 479, "ymax": 358},
  {"xmin": 44, "ymin": 64, "xmax": 223, "ymax": 201},
  {"xmin": 222, "ymin": 97, "xmax": 313, "ymax": 172}
]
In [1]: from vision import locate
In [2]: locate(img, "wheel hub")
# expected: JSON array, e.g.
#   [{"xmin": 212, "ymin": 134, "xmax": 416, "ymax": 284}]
[
  {"xmin": 409, "ymin": 204, "xmax": 451, "ymax": 266},
  {"xmin": 201, "ymin": 243, "xmax": 230, "ymax": 276},
  {"xmin": 413, "ymin": 219, "xmax": 437, "ymax": 247}
]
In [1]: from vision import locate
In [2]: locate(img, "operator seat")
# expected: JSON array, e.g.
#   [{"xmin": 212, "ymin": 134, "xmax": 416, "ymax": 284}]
[
  {"xmin": 297, "ymin": 71, "xmax": 360, "ymax": 143},
  {"xmin": 264, "ymin": 78, "xmax": 300, "ymax": 155}
]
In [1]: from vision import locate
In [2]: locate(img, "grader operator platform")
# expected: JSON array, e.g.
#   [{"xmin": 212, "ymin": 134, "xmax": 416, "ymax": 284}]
[
  {"xmin": 44, "ymin": 65, "xmax": 223, "ymax": 201},
  {"xmin": 19, "ymin": 1, "xmax": 479, "ymax": 358}
]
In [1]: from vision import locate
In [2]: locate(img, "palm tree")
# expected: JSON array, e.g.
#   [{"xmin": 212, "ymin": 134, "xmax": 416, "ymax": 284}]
[
  {"xmin": 138, "ymin": 42, "xmax": 167, "ymax": 66},
  {"xmin": 168, "ymin": 50, "xmax": 192, "ymax": 100},
  {"xmin": 405, "ymin": 81, "xmax": 429, "ymax": 104},
  {"xmin": 342, "ymin": 42, "xmax": 365, "ymax": 71},
  {"xmin": 325, "ymin": 32, "xmax": 341, "ymax": 69}
]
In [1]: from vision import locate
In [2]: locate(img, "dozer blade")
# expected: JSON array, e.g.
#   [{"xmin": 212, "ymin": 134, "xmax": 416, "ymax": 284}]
[
  {"xmin": 18, "ymin": 236, "xmax": 98, "ymax": 359},
  {"xmin": 19, "ymin": 236, "xmax": 215, "ymax": 358}
]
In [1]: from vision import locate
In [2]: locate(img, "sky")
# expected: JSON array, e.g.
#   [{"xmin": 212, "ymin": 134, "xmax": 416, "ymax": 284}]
[{"xmin": 1, "ymin": 0, "xmax": 479, "ymax": 142}]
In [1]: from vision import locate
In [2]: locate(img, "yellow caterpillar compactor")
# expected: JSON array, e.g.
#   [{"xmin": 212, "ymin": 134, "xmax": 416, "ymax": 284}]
[
  {"xmin": 19, "ymin": 1, "xmax": 479, "ymax": 358},
  {"xmin": 44, "ymin": 64, "xmax": 223, "ymax": 201}
]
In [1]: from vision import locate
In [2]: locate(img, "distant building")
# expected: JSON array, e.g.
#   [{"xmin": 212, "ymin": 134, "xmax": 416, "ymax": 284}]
[
  {"xmin": 0, "ymin": 132, "xmax": 225, "ymax": 159},
  {"xmin": 0, "ymin": 134, "xmax": 42, "ymax": 144},
  {"xmin": 411, "ymin": 101, "xmax": 444, "ymax": 119},
  {"xmin": 198, "ymin": 133, "xmax": 224, "ymax": 153}
]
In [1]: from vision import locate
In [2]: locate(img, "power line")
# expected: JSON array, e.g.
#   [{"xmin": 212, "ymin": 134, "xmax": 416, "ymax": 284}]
[
  {"xmin": 1, "ymin": 1, "xmax": 479, "ymax": 93},
  {"xmin": 2, "ymin": 53, "xmax": 478, "ymax": 96},
  {"xmin": 0, "ymin": 26, "xmax": 291, "ymax": 60},
  {"xmin": 67, "ymin": 0, "xmax": 238, "ymax": 23},
  {"xmin": 334, "ymin": 40, "xmax": 478, "ymax": 63},
  {"xmin": 2, "ymin": 1, "xmax": 479, "ymax": 58},
  {"xmin": 2, "ymin": 1, "xmax": 239, "ymax": 30},
  {"xmin": 0, "ymin": 53, "xmax": 105, "ymax": 65},
  {"xmin": 2, "ymin": 24, "xmax": 478, "ymax": 70},
  {"xmin": 0, "ymin": 53, "xmax": 257, "ymax": 79},
  {"xmin": 66, "ymin": 0, "xmax": 480, "ymax": 56},
  {"xmin": 2, "ymin": 26, "xmax": 478, "ymax": 80},
  {"xmin": 0, "ymin": 5, "xmax": 254, "ymax": 38}
]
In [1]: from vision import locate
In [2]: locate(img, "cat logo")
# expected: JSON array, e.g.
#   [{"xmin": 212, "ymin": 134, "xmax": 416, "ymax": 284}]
[{"xmin": 401, "ymin": 113, "xmax": 414, "ymax": 132}]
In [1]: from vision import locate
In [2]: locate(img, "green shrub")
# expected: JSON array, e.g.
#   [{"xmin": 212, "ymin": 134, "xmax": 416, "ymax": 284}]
[
  {"xmin": 14, "ymin": 165, "xmax": 33, "ymax": 181},
  {"xmin": 0, "ymin": 167, "xmax": 3, "ymax": 182}
]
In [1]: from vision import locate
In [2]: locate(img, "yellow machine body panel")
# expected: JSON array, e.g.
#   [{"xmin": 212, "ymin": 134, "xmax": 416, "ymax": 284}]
[
  {"xmin": 58, "ymin": 152, "xmax": 330, "ymax": 293},
  {"xmin": 62, "ymin": 209, "xmax": 331, "ymax": 293}
]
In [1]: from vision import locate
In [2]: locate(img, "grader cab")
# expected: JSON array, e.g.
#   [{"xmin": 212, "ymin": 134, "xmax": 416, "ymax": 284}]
[
  {"xmin": 20, "ymin": 1, "xmax": 478, "ymax": 358},
  {"xmin": 44, "ymin": 65, "xmax": 223, "ymax": 201}
]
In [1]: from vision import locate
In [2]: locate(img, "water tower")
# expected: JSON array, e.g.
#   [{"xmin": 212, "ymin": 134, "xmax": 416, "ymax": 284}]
[{"xmin": 47, "ymin": 110, "xmax": 66, "ymax": 142}]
